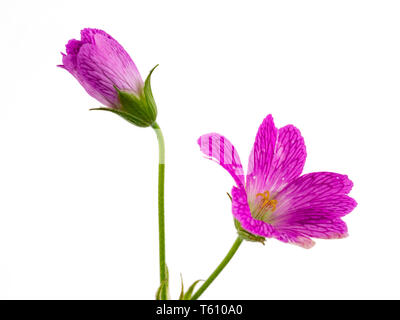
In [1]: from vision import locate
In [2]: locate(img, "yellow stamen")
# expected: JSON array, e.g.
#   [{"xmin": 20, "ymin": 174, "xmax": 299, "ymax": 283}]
[
  {"xmin": 256, "ymin": 190, "xmax": 277, "ymax": 212},
  {"xmin": 269, "ymin": 199, "xmax": 277, "ymax": 212}
]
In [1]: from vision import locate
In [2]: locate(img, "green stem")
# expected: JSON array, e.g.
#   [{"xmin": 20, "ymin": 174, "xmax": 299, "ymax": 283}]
[
  {"xmin": 191, "ymin": 236, "xmax": 243, "ymax": 300},
  {"xmin": 152, "ymin": 122, "xmax": 167, "ymax": 300}
]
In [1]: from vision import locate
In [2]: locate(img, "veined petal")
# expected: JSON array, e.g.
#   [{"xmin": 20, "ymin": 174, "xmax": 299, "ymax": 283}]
[
  {"xmin": 246, "ymin": 115, "xmax": 277, "ymax": 195},
  {"xmin": 197, "ymin": 134, "xmax": 245, "ymax": 187},
  {"xmin": 80, "ymin": 28, "xmax": 140, "ymax": 83},
  {"xmin": 266, "ymin": 124, "xmax": 306, "ymax": 193},
  {"xmin": 276, "ymin": 172, "xmax": 355, "ymax": 213},
  {"xmin": 62, "ymin": 50, "xmax": 113, "ymax": 108},
  {"xmin": 60, "ymin": 28, "xmax": 144, "ymax": 109},
  {"xmin": 270, "ymin": 172, "xmax": 357, "ymax": 245},
  {"xmin": 232, "ymin": 186, "xmax": 315, "ymax": 248},
  {"xmin": 232, "ymin": 186, "xmax": 277, "ymax": 238},
  {"xmin": 76, "ymin": 35, "xmax": 143, "ymax": 108},
  {"xmin": 76, "ymin": 43, "xmax": 119, "ymax": 107},
  {"xmin": 91, "ymin": 31, "xmax": 143, "ymax": 93},
  {"xmin": 246, "ymin": 116, "xmax": 306, "ymax": 199},
  {"xmin": 63, "ymin": 39, "xmax": 83, "ymax": 70},
  {"xmin": 273, "ymin": 229, "xmax": 316, "ymax": 249}
]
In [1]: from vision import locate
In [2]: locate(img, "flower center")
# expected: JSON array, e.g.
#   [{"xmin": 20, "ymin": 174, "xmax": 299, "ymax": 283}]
[{"xmin": 252, "ymin": 190, "xmax": 277, "ymax": 222}]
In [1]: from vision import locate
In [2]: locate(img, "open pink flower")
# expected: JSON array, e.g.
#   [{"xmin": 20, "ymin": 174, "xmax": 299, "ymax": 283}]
[
  {"xmin": 59, "ymin": 28, "xmax": 144, "ymax": 109},
  {"xmin": 198, "ymin": 115, "xmax": 357, "ymax": 248}
]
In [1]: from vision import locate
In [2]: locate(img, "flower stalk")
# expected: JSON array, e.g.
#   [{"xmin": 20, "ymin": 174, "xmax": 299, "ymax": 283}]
[
  {"xmin": 152, "ymin": 122, "xmax": 167, "ymax": 300},
  {"xmin": 191, "ymin": 237, "xmax": 243, "ymax": 300}
]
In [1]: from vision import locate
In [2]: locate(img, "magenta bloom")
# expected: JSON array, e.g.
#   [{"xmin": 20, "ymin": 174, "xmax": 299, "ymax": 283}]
[
  {"xmin": 59, "ymin": 28, "xmax": 144, "ymax": 109},
  {"xmin": 198, "ymin": 115, "xmax": 357, "ymax": 248}
]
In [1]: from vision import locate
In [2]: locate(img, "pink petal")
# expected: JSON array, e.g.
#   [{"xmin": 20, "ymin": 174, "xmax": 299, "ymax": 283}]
[
  {"xmin": 76, "ymin": 43, "xmax": 119, "ymax": 107},
  {"xmin": 246, "ymin": 115, "xmax": 277, "ymax": 195},
  {"xmin": 231, "ymin": 186, "xmax": 277, "ymax": 238},
  {"xmin": 59, "ymin": 28, "xmax": 144, "ymax": 109},
  {"xmin": 62, "ymin": 48, "xmax": 113, "ymax": 108},
  {"xmin": 246, "ymin": 116, "xmax": 306, "ymax": 199},
  {"xmin": 92, "ymin": 32, "xmax": 143, "ymax": 92},
  {"xmin": 271, "ymin": 172, "xmax": 357, "ymax": 243},
  {"xmin": 273, "ymin": 230, "xmax": 316, "ymax": 249},
  {"xmin": 266, "ymin": 124, "xmax": 306, "ymax": 192},
  {"xmin": 232, "ymin": 186, "xmax": 315, "ymax": 248},
  {"xmin": 75, "ymin": 30, "xmax": 144, "ymax": 107},
  {"xmin": 197, "ymin": 134, "xmax": 245, "ymax": 187}
]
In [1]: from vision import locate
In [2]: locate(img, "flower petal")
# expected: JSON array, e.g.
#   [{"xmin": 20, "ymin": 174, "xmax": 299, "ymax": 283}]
[
  {"xmin": 61, "ymin": 49, "xmax": 113, "ymax": 108},
  {"xmin": 76, "ymin": 29, "xmax": 144, "ymax": 107},
  {"xmin": 246, "ymin": 116, "xmax": 306, "ymax": 199},
  {"xmin": 76, "ymin": 43, "xmax": 120, "ymax": 107},
  {"xmin": 266, "ymin": 124, "xmax": 306, "ymax": 192},
  {"xmin": 231, "ymin": 186, "xmax": 277, "ymax": 237},
  {"xmin": 246, "ymin": 115, "xmax": 277, "ymax": 195},
  {"xmin": 197, "ymin": 134, "xmax": 245, "ymax": 187},
  {"xmin": 63, "ymin": 39, "xmax": 83, "ymax": 70},
  {"xmin": 271, "ymin": 172, "xmax": 357, "ymax": 244},
  {"xmin": 91, "ymin": 31, "xmax": 143, "ymax": 92},
  {"xmin": 273, "ymin": 230, "xmax": 316, "ymax": 249},
  {"xmin": 232, "ymin": 186, "xmax": 315, "ymax": 248}
]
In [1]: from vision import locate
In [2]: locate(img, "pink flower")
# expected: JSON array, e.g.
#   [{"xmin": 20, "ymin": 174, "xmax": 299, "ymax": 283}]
[{"xmin": 198, "ymin": 115, "xmax": 357, "ymax": 248}]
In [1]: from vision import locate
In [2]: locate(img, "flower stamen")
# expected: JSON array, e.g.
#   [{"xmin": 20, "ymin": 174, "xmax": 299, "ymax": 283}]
[{"xmin": 256, "ymin": 190, "xmax": 277, "ymax": 212}]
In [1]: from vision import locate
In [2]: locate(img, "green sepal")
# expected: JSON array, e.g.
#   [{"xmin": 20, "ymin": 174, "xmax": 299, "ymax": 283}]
[
  {"xmin": 155, "ymin": 265, "xmax": 170, "ymax": 300},
  {"xmin": 143, "ymin": 65, "xmax": 158, "ymax": 121},
  {"xmin": 227, "ymin": 192, "xmax": 266, "ymax": 245},
  {"xmin": 117, "ymin": 89, "xmax": 155, "ymax": 127},
  {"xmin": 90, "ymin": 107, "xmax": 150, "ymax": 127},
  {"xmin": 155, "ymin": 280, "xmax": 168, "ymax": 300},
  {"xmin": 178, "ymin": 276, "xmax": 203, "ymax": 300},
  {"xmin": 183, "ymin": 280, "xmax": 203, "ymax": 300},
  {"xmin": 91, "ymin": 67, "xmax": 159, "ymax": 127},
  {"xmin": 178, "ymin": 274, "xmax": 185, "ymax": 300},
  {"xmin": 234, "ymin": 218, "xmax": 266, "ymax": 245}
]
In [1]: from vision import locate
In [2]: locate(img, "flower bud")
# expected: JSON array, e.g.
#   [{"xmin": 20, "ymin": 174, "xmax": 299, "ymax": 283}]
[{"xmin": 59, "ymin": 28, "xmax": 158, "ymax": 127}]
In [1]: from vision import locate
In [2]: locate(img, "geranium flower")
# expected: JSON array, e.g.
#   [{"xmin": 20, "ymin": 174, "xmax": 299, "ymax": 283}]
[
  {"xmin": 59, "ymin": 28, "xmax": 157, "ymax": 127},
  {"xmin": 198, "ymin": 115, "xmax": 357, "ymax": 248}
]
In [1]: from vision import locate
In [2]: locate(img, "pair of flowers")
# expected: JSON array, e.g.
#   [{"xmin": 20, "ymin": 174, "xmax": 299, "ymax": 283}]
[{"xmin": 60, "ymin": 28, "xmax": 357, "ymax": 298}]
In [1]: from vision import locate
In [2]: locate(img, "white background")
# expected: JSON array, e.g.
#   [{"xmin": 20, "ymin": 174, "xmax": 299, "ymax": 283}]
[{"xmin": 0, "ymin": 0, "xmax": 399, "ymax": 300}]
